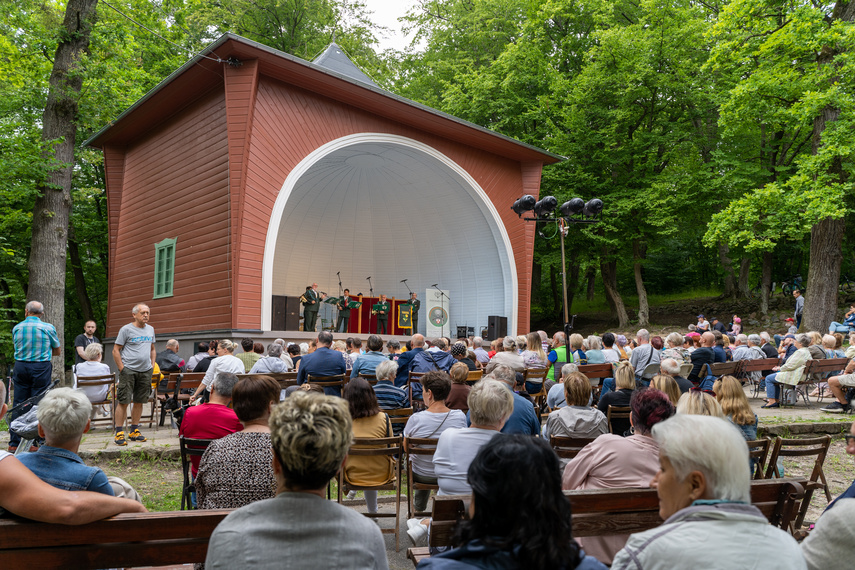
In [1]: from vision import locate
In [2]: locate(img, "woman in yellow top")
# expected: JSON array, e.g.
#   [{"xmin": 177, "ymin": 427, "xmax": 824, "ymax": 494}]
[{"xmin": 342, "ymin": 377, "xmax": 394, "ymax": 514}]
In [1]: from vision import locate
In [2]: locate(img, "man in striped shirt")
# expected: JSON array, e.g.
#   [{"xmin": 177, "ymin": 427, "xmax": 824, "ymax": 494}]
[
  {"xmin": 9, "ymin": 300, "xmax": 61, "ymax": 451},
  {"xmin": 372, "ymin": 360, "xmax": 409, "ymax": 436}
]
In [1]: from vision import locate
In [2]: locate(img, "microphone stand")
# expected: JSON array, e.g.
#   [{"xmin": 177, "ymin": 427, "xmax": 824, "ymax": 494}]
[
  {"xmin": 336, "ymin": 271, "xmax": 343, "ymax": 333},
  {"xmin": 433, "ymin": 284, "xmax": 449, "ymax": 338},
  {"xmin": 367, "ymin": 276, "xmax": 374, "ymax": 334}
]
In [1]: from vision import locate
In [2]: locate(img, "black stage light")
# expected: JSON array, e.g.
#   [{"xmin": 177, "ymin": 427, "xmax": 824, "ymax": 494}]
[
  {"xmin": 511, "ymin": 194, "xmax": 536, "ymax": 216},
  {"xmin": 534, "ymin": 196, "xmax": 558, "ymax": 218},
  {"xmin": 560, "ymin": 197, "xmax": 585, "ymax": 217},
  {"xmin": 583, "ymin": 198, "xmax": 604, "ymax": 218}
]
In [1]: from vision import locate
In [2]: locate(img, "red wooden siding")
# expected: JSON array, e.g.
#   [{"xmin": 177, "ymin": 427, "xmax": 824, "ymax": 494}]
[{"xmin": 105, "ymin": 88, "xmax": 232, "ymax": 337}]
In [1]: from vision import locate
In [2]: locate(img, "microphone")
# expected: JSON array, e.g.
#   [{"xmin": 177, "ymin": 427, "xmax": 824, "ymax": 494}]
[
  {"xmin": 337, "ymin": 271, "xmax": 340, "ymax": 276},
  {"xmin": 400, "ymin": 279, "xmax": 408, "ymax": 283},
  {"xmin": 431, "ymin": 284, "xmax": 438, "ymax": 288},
  {"xmin": 366, "ymin": 276, "xmax": 371, "ymax": 280}
]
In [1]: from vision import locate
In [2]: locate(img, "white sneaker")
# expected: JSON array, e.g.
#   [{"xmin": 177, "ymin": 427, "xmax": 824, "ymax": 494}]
[
  {"xmin": 407, "ymin": 520, "xmax": 428, "ymax": 547},
  {"xmin": 346, "ymin": 490, "xmax": 356, "ymax": 500}
]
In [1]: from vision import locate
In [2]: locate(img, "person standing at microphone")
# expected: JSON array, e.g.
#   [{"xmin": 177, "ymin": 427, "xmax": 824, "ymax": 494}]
[
  {"xmin": 336, "ymin": 289, "xmax": 351, "ymax": 333},
  {"xmin": 409, "ymin": 292, "xmax": 420, "ymax": 334}
]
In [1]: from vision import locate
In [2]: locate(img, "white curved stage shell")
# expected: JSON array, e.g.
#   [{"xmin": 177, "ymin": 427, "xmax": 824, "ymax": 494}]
[{"xmin": 261, "ymin": 133, "xmax": 517, "ymax": 335}]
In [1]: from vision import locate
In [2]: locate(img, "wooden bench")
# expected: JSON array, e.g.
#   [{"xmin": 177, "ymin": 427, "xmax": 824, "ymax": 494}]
[
  {"xmin": 742, "ymin": 358, "xmax": 781, "ymax": 398},
  {"xmin": 0, "ymin": 509, "xmax": 232, "ymax": 568},
  {"xmin": 799, "ymin": 358, "xmax": 850, "ymax": 403},
  {"xmin": 577, "ymin": 363, "xmax": 614, "ymax": 400},
  {"xmin": 238, "ymin": 372, "xmax": 299, "ymax": 392},
  {"xmin": 407, "ymin": 478, "xmax": 806, "ymax": 566}
]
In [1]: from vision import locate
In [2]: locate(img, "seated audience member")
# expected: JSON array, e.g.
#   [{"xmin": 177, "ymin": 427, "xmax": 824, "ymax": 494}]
[
  {"xmin": 801, "ymin": 420, "xmax": 855, "ymax": 570},
  {"xmin": 820, "ymin": 331, "xmax": 855, "ymax": 413},
  {"xmin": 294, "ymin": 331, "xmax": 347, "ymax": 396},
  {"xmin": 712, "ymin": 331, "xmax": 728, "ymax": 362},
  {"xmin": 569, "ymin": 333, "xmax": 587, "ymax": 364},
  {"xmin": 472, "ymin": 336, "xmax": 490, "ymax": 365},
  {"xmin": 659, "ymin": 358, "xmax": 693, "ymax": 393},
  {"xmin": 611, "ymin": 415, "xmax": 805, "ymax": 570},
  {"xmin": 563, "ymin": 389, "xmax": 675, "ymax": 564},
  {"xmin": 403, "ymin": 371, "xmax": 468, "ymax": 514},
  {"xmin": 615, "ymin": 334, "xmax": 631, "ymax": 360},
  {"xmin": 710, "ymin": 317, "xmax": 727, "ymax": 335},
  {"xmin": 186, "ymin": 342, "xmax": 210, "ymax": 372},
  {"xmin": 411, "ymin": 337, "xmax": 457, "ymax": 374},
  {"xmin": 650, "ymin": 374, "xmax": 681, "ymax": 406},
  {"xmin": 546, "ymin": 363, "xmax": 580, "ymax": 409},
  {"xmin": 236, "ymin": 338, "xmax": 261, "ymax": 373},
  {"xmin": 196, "ymin": 376, "xmax": 278, "ymax": 510},
  {"xmin": 629, "ymin": 330, "xmax": 660, "ymax": 381},
  {"xmin": 156, "ymin": 339, "xmax": 185, "ymax": 375},
  {"xmin": 542, "ymin": 373, "xmax": 607, "ymax": 463},
  {"xmin": 205, "ymin": 392, "xmax": 388, "ymax": 570},
  {"xmin": 284, "ymin": 343, "xmax": 300, "ymax": 369},
  {"xmin": 694, "ymin": 314, "xmax": 709, "ymax": 332},
  {"xmin": 192, "ymin": 340, "xmax": 219, "ymax": 374},
  {"xmin": 688, "ymin": 332, "xmax": 717, "ymax": 386},
  {"xmin": 477, "ymin": 363, "xmax": 540, "ymax": 436},
  {"xmin": 446, "ymin": 363, "xmax": 472, "ymax": 413},
  {"xmin": 418, "ymin": 436, "xmax": 607, "ymax": 570},
  {"xmin": 764, "ymin": 333, "xmax": 811, "ymax": 408},
  {"xmin": 434, "ymin": 380, "xmax": 513, "ymax": 496},
  {"xmin": 350, "ymin": 334, "xmax": 388, "ymax": 379},
  {"xmin": 179, "ymin": 373, "xmax": 243, "ymax": 479},
  {"xmin": 451, "ymin": 342, "xmax": 477, "ymax": 371},
  {"xmin": 601, "ymin": 332, "xmax": 620, "ymax": 363},
  {"xmin": 597, "ymin": 362, "xmax": 636, "ymax": 436},
  {"xmin": 487, "ymin": 337, "xmax": 525, "ymax": 372},
  {"xmin": 713, "ymin": 375, "xmax": 758, "ymax": 441},
  {"xmin": 546, "ymin": 332, "xmax": 570, "ymax": 383},
  {"xmin": 774, "ymin": 318, "xmax": 799, "ymax": 347},
  {"xmin": 372, "ymin": 359, "xmax": 409, "ymax": 410},
  {"xmin": 584, "ymin": 335, "xmax": 606, "ymax": 365},
  {"xmin": 73, "ymin": 342, "xmax": 112, "ymax": 411},
  {"xmin": 345, "ymin": 337, "xmax": 362, "ymax": 369},
  {"xmin": 387, "ymin": 339, "xmax": 402, "ymax": 360},
  {"xmin": 829, "ymin": 304, "xmax": 855, "ymax": 334},
  {"xmin": 488, "ymin": 339, "xmax": 499, "ymax": 359},
  {"xmin": 0, "ymin": 381, "xmax": 145, "ymax": 521},
  {"xmin": 676, "ymin": 389, "xmax": 725, "ymax": 418},
  {"xmin": 661, "ymin": 332, "xmax": 689, "ymax": 364},
  {"xmin": 342, "ymin": 378, "xmax": 394, "ymax": 515},
  {"xmin": 729, "ymin": 315, "xmax": 742, "ymax": 336},
  {"xmin": 250, "ymin": 342, "xmax": 290, "ymax": 375},
  {"xmin": 192, "ymin": 339, "xmax": 245, "ymax": 401},
  {"xmin": 18, "ymin": 388, "xmax": 113, "ymax": 495},
  {"xmin": 521, "ymin": 331, "xmax": 549, "ymax": 373}
]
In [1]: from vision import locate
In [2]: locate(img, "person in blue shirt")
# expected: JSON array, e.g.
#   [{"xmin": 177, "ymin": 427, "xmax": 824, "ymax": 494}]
[
  {"xmin": 350, "ymin": 335, "xmax": 388, "ymax": 379},
  {"xmin": 18, "ymin": 388, "xmax": 114, "ymax": 495},
  {"xmin": 468, "ymin": 363, "xmax": 539, "ymax": 436},
  {"xmin": 295, "ymin": 331, "xmax": 346, "ymax": 396},
  {"xmin": 829, "ymin": 305, "xmax": 855, "ymax": 334}
]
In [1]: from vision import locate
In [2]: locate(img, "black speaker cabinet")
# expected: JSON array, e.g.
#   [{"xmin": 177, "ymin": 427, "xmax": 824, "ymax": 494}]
[
  {"xmin": 272, "ymin": 295, "xmax": 301, "ymax": 331},
  {"xmin": 486, "ymin": 316, "xmax": 507, "ymax": 341}
]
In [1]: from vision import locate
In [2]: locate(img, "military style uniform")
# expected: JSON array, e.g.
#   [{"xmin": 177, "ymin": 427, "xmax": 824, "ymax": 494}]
[
  {"xmin": 410, "ymin": 297, "xmax": 421, "ymax": 333},
  {"xmin": 336, "ymin": 294, "xmax": 351, "ymax": 333},
  {"xmin": 376, "ymin": 299, "xmax": 390, "ymax": 334},
  {"xmin": 303, "ymin": 288, "xmax": 321, "ymax": 332}
]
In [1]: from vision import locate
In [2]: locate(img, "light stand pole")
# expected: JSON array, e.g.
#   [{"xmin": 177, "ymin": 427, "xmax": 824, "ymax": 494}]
[{"xmin": 511, "ymin": 195, "xmax": 603, "ymax": 338}]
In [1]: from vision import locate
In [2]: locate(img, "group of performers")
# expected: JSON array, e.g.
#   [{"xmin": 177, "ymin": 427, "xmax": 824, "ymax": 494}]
[{"xmin": 301, "ymin": 283, "xmax": 421, "ymax": 334}]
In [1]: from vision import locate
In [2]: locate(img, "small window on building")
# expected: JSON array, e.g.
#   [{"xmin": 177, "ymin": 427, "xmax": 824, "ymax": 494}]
[{"xmin": 153, "ymin": 238, "xmax": 176, "ymax": 299}]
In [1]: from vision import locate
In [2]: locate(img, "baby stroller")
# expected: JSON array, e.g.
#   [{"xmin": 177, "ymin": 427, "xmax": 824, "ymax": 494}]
[{"xmin": 7, "ymin": 379, "xmax": 58, "ymax": 456}]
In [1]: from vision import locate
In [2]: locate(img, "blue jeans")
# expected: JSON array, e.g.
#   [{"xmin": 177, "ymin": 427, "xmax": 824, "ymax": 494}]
[
  {"xmin": 9, "ymin": 360, "xmax": 52, "ymax": 447},
  {"xmin": 600, "ymin": 377, "xmax": 648, "ymax": 399},
  {"xmin": 765, "ymin": 372, "xmax": 782, "ymax": 400},
  {"xmin": 829, "ymin": 322, "xmax": 854, "ymax": 334}
]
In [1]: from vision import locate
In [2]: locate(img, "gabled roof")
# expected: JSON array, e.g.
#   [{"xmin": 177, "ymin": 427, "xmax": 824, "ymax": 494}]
[
  {"xmin": 313, "ymin": 42, "xmax": 379, "ymax": 88},
  {"xmin": 86, "ymin": 34, "xmax": 563, "ymax": 164}
]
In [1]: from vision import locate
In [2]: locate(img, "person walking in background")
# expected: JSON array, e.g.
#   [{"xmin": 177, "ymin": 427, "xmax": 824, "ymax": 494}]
[
  {"xmin": 112, "ymin": 303, "xmax": 156, "ymax": 446},
  {"xmin": 793, "ymin": 289, "xmax": 804, "ymax": 329}
]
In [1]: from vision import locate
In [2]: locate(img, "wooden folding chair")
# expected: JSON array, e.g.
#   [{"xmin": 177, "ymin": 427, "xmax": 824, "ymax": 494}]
[
  {"xmin": 747, "ymin": 437, "xmax": 772, "ymax": 480},
  {"xmin": 549, "ymin": 435, "xmax": 597, "ymax": 461},
  {"xmin": 607, "ymin": 405, "xmax": 631, "ymax": 435},
  {"xmin": 178, "ymin": 435, "xmax": 214, "ymax": 510},
  {"xmin": 577, "ymin": 363, "xmax": 613, "ymax": 402},
  {"xmin": 404, "ymin": 436, "xmax": 440, "ymax": 519},
  {"xmin": 640, "ymin": 362, "xmax": 660, "ymax": 380},
  {"xmin": 338, "ymin": 436, "xmax": 403, "ymax": 551},
  {"xmin": 764, "ymin": 435, "xmax": 833, "ymax": 529},
  {"xmin": 75, "ymin": 373, "xmax": 116, "ymax": 428},
  {"xmin": 523, "ymin": 367, "xmax": 549, "ymax": 413},
  {"xmin": 386, "ymin": 407, "xmax": 413, "ymax": 435},
  {"xmin": 408, "ymin": 371, "xmax": 426, "ymax": 411},
  {"xmin": 359, "ymin": 374, "xmax": 378, "ymax": 385},
  {"xmin": 307, "ymin": 374, "xmax": 347, "ymax": 395},
  {"xmin": 465, "ymin": 370, "xmax": 483, "ymax": 385}
]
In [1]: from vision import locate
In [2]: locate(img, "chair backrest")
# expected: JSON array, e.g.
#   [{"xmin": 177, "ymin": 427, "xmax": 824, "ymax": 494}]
[
  {"xmin": 75, "ymin": 373, "xmax": 116, "ymax": 400},
  {"xmin": 307, "ymin": 374, "xmax": 347, "ymax": 389},
  {"xmin": 804, "ymin": 358, "xmax": 849, "ymax": 378},
  {"xmin": 549, "ymin": 435, "xmax": 598, "ymax": 460},
  {"xmin": 577, "ymin": 363, "xmax": 613, "ymax": 380},
  {"xmin": 764, "ymin": 435, "xmax": 832, "ymax": 481},
  {"xmin": 741, "ymin": 358, "xmax": 780, "ymax": 374},
  {"xmin": 552, "ymin": 360, "xmax": 569, "ymax": 380},
  {"xmin": 710, "ymin": 361, "xmax": 742, "ymax": 377},
  {"xmin": 358, "ymin": 374, "xmax": 378, "ymax": 385},
  {"xmin": 178, "ymin": 435, "xmax": 214, "ymax": 509},
  {"xmin": 522, "ymin": 367, "xmax": 549, "ymax": 382},
  {"xmin": 386, "ymin": 407, "xmax": 413, "ymax": 429},
  {"xmin": 641, "ymin": 362, "xmax": 660, "ymax": 379},
  {"xmin": 408, "ymin": 371, "xmax": 427, "ymax": 405},
  {"xmin": 747, "ymin": 437, "xmax": 772, "ymax": 480},
  {"xmin": 404, "ymin": 436, "xmax": 440, "ymax": 459},
  {"xmin": 239, "ymin": 372, "xmax": 299, "ymax": 390},
  {"xmin": 749, "ymin": 478, "xmax": 807, "ymax": 530},
  {"xmin": 465, "ymin": 370, "xmax": 483, "ymax": 383},
  {"xmin": 177, "ymin": 373, "xmax": 206, "ymax": 392},
  {"xmin": 607, "ymin": 405, "xmax": 631, "ymax": 434},
  {"xmin": 679, "ymin": 362, "xmax": 693, "ymax": 378}
]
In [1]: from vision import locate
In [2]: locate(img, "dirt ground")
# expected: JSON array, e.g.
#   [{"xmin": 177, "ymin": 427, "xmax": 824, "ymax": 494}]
[{"xmin": 783, "ymin": 436, "xmax": 853, "ymax": 525}]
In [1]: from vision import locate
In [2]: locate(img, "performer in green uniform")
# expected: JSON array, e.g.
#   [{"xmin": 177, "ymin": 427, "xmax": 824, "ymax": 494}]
[
  {"xmin": 375, "ymin": 294, "xmax": 390, "ymax": 334},
  {"xmin": 409, "ymin": 292, "xmax": 421, "ymax": 333},
  {"xmin": 336, "ymin": 288, "xmax": 351, "ymax": 333},
  {"xmin": 302, "ymin": 283, "xmax": 326, "ymax": 332}
]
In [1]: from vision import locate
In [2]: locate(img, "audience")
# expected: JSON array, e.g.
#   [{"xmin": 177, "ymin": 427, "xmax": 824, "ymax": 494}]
[
  {"xmin": 676, "ymin": 389, "xmax": 725, "ymax": 417},
  {"xmin": 196, "ymin": 376, "xmax": 278, "ymax": 510},
  {"xmin": 477, "ymin": 363, "xmax": 539, "ymax": 436},
  {"xmin": 192, "ymin": 339, "xmax": 245, "ymax": 402},
  {"xmin": 403, "ymin": 371, "xmax": 468, "ymax": 515},
  {"xmin": 205, "ymin": 391, "xmax": 388, "ymax": 569},
  {"xmin": 351, "ymin": 335, "xmax": 388, "ymax": 379},
  {"xmin": 764, "ymin": 333, "xmax": 811, "ymax": 408},
  {"xmin": 235, "ymin": 338, "xmax": 260, "ymax": 373},
  {"xmin": 542, "ymin": 373, "xmax": 607, "ymax": 465},
  {"xmin": 342, "ymin": 378, "xmax": 394, "ymax": 515},
  {"xmin": 186, "ymin": 342, "xmax": 210, "ymax": 372},
  {"xmin": 18, "ymin": 388, "xmax": 113, "ymax": 495},
  {"xmin": 661, "ymin": 332, "xmax": 689, "ymax": 364},
  {"xmin": 649, "ymin": 374, "xmax": 681, "ymax": 406},
  {"xmin": 597, "ymin": 362, "xmax": 636, "ymax": 435},
  {"xmin": 659, "ymin": 358, "xmax": 693, "ymax": 393},
  {"xmin": 418, "ymin": 435, "xmax": 606, "ymax": 569},
  {"xmin": 0, "ymin": 381, "xmax": 145, "ymax": 522},
  {"xmin": 546, "ymin": 362, "xmax": 580, "ymax": 409},
  {"xmin": 713, "ymin": 375, "xmax": 758, "ymax": 440},
  {"xmin": 73, "ymin": 343, "xmax": 113, "ymax": 413},
  {"xmin": 629, "ymin": 329, "xmax": 660, "ymax": 382},
  {"xmin": 611, "ymin": 415, "xmax": 804, "ymax": 569},
  {"xmin": 446, "ymin": 363, "xmax": 472, "ymax": 413},
  {"xmin": 563, "ymin": 388, "xmax": 675, "ymax": 564},
  {"xmin": 488, "ymin": 337, "xmax": 525, "ymax": 372},
  {"xmin": 451, "ymin": 342, "xmax": 477, "ymax": 371}
]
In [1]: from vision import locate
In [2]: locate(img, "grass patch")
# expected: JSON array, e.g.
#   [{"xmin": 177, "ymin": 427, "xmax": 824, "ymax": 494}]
[
  {"xmin": 91, "ymin": 453, "xmax": 182, "ymax": 512},
  {"xmin": 569, "ymin": 288, "xmax": 722, "ymax": 315},
  {"xmin": 0, "ymin": 418, "xmax": 7, "ymax": 432}
]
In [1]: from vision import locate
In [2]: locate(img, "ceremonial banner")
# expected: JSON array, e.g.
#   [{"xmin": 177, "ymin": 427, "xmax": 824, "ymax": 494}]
[
  {"xmin": 398, "ymin": 303, "xmax": 413, "ymax": 329},
  {"xmin": 426, "ymin": 289, "xmax": 450, "ymax": 338}
]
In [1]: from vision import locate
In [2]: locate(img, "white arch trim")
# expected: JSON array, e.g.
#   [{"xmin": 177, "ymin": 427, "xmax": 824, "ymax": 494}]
[{"xmin": 260, "ymin": 132, "xmax": 518, "ymax": 332}]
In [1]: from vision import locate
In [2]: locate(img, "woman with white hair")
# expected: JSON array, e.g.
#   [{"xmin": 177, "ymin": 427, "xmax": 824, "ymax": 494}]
[
  {"xmin": 611, "ymin": 414, "xmax": 806, "ymax": 569},
  {"xmin": 661, "ymin": 332, "xmax": 689, "ymax": 364},
  {"xmin": 584, "ymin": 335, "xmax": 606, "ymax": 364},
  {"xmin": 490, "ymin": 337, "xmax": 525, "ymax": 372},
  {"xmin": 73, "ymin": 343, "xmax": 112, "ymax": 407},
  {"xmin": 763, "ymin": 333, "xmax": 812, "ymax": 409},
  {"xmin": 191, "ymin": 339, "xmax": 246, "ymax": 402},
  {"xmin": 250, "ymin": 343, "xmax": 290, "ymax": 374}
]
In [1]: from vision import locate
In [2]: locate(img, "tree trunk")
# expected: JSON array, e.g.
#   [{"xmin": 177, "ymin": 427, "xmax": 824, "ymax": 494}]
[
  {"xmin": 585, "ymin": 266, "xmax": 596, "ymax": 301},
  {"xmin": 717, "ymin": 242, "xmax": 737, "ymax": 297},
  {"xmin": 601, "ymin": 260, "xmax": 630, "ymax": 329},
  {"xmin": 804, "ymin": 218, "xmax": 844, "ymax": 331},
  {"xmin": 633, "ymin": 239, "xmax": 649, "ymax": 327},
  {"xmin": 27, "ymin": 0, "xmax": 99, "ymax": 382},
  {"xmin": 68, "ymin": 224, "xmax": 94, "ymax": 323},
  {"xmin": 737, "ymin": 257, "xmax": 751, "ymax": 298},
  {"xmin": 760, "ymin": 251, "xmax": 773, "ymax": 316}
]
